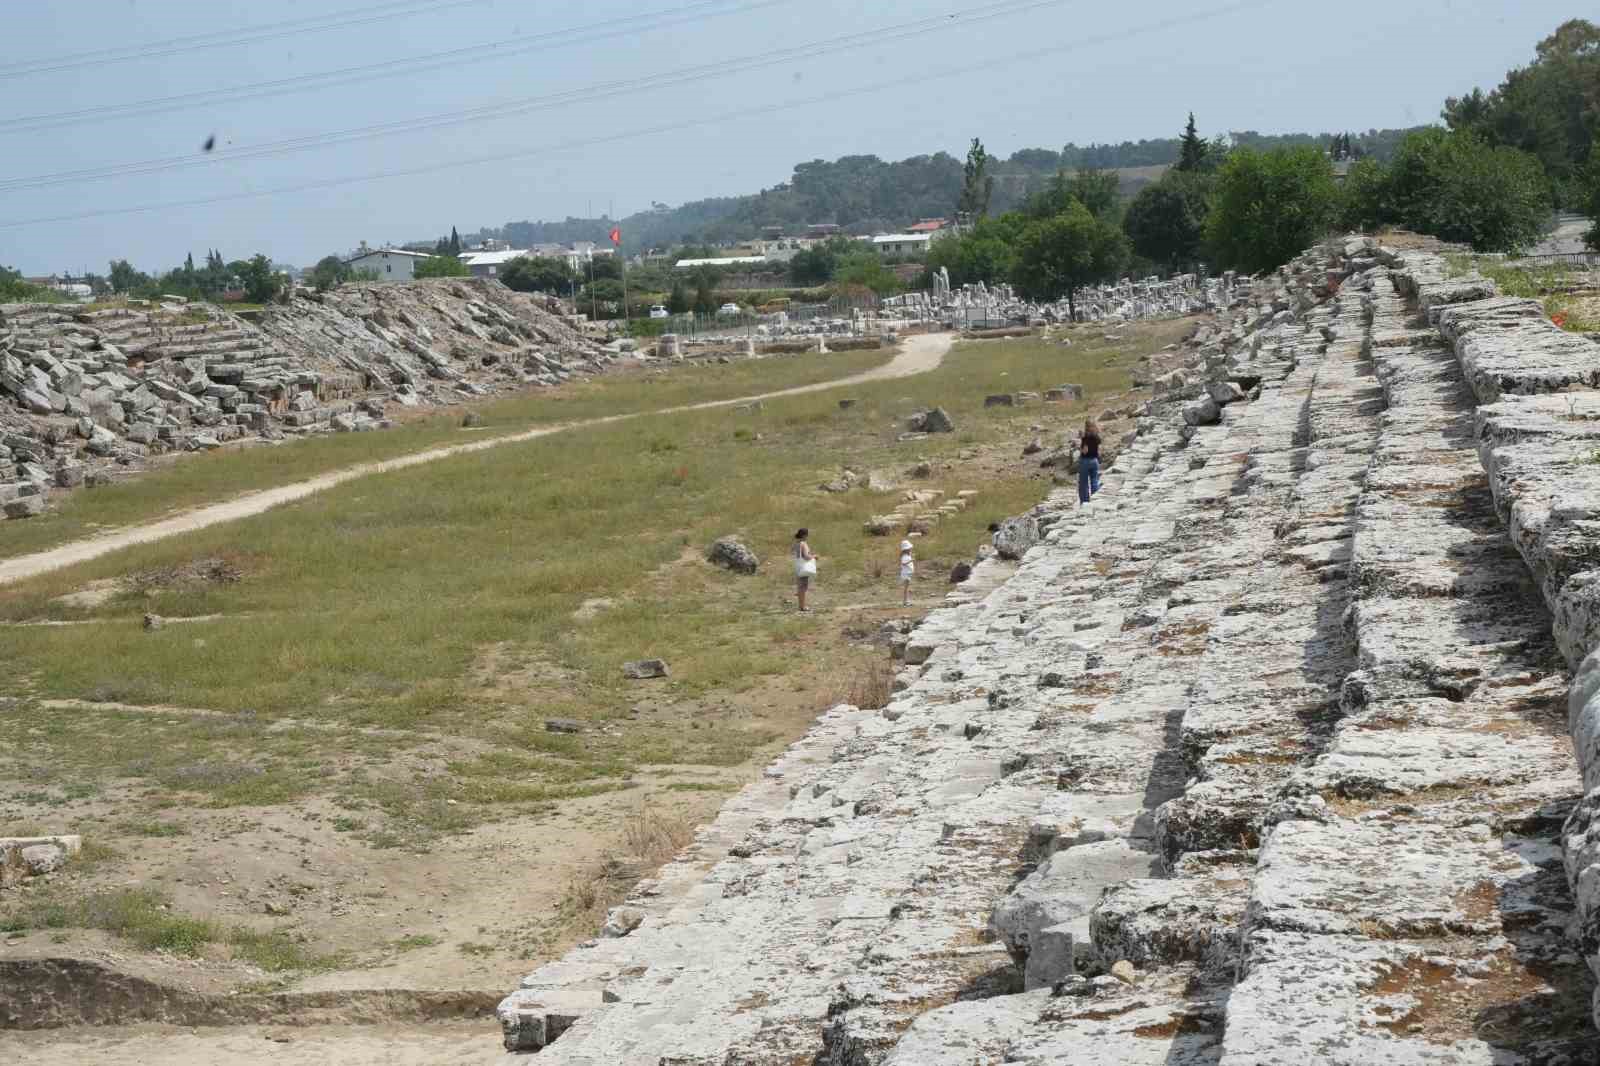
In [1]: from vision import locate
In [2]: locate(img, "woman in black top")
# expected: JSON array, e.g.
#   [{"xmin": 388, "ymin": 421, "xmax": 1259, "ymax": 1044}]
[{"xmin": 1078, "ymin": 417, "xmax": 1102, "ymax": 504}]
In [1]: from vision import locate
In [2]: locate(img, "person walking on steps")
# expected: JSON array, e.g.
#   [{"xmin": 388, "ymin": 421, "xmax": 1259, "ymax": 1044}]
[
  {"xmin": 793, "ymin": 528, "xmax": 818, "ymax": 612},
  {"xmin": 1078, "ymin": 417, "xmax": 1102, "ymax": 505},
  {"xmin": 898, "ymin": 539, "xmax": 915, "ymax": 607}
]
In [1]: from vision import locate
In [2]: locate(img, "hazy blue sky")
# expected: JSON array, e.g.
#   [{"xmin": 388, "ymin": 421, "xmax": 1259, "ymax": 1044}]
[{"xmin": 0, "ymin": 0, "xmax": 1574, "ymax": 275}]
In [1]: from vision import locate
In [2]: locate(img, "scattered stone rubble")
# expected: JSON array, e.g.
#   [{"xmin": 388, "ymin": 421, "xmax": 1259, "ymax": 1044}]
[
  {"xmin": 882, "ymin": 269, "xmax": 1239, "ymax": 330},
  {"xmin": 498, "ymin": 235, "xmax": 1600, "ymax": 1063},
  {"xmin": 0, "ymin": 281, "xmax": 608, "ymax": 518}
]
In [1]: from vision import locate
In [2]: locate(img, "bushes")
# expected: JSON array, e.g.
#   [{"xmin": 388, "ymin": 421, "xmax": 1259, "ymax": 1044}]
[
  {"xmin": 500, "ymin": 255, "xmax": 573, "ymax": 294},
  {"xmin": 0, "ymin": 265, "xmax": 70, "ymax": 303},
  {"xmin": 1123, "ymin": 170, "xmax": 1213, "ymax": 272},
  {"xmin": 1012, "ymin": 201, "xmax": 1129, "ymax": 318},
  {"xmin": 1356, "ymin": 129, "xmax": 1551, "ymax": 252},
  {"xmin": 1206, "ymin": 147, "xmax": 1341, "ymax": 273}
]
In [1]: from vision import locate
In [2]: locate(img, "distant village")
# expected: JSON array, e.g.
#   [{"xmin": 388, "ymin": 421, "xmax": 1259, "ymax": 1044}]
[{"xmin": 16, "ymin": 219, "xmax": 960, "ymax": 298}]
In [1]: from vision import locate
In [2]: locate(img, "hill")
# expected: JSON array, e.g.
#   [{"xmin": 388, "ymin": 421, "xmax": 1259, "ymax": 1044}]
[{"xmin": 445, "ymin": 126, "xmax": 1429, "ymax": 253}]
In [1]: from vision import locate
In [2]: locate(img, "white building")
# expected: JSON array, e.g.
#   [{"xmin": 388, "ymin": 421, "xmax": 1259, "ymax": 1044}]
[
  {"xmin": 458, "ymin": 249, "xmax": 529, "ymax": 279},
  {"xmin": 345, "ymin": 247, "xmax": 434, "ymax": 282},
  {"xmin": 869, "ymin": 234, "xmax": 935, "ymax": 258}
]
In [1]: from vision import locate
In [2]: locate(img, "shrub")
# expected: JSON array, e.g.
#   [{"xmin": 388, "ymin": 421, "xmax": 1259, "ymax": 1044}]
[
  {"xmin": 1381, "ymin": 128, "xmax": 1550, "ymax": 252},
  {"xmin": 1206, "ymin": 147, "xmax": 1340, "ymax": 273},
  {"xmin": 1123, "ymin": 170, "xmax": 1213, "ymax": 272}
]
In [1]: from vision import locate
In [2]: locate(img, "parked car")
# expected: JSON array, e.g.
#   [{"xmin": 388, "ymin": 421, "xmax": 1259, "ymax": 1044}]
[
  {"xmin": 718, "ymin": 302, "xmax": 742, "ymax": 316},
  {"xmin": 648, "ymin": 304, "xmax": 669, "ymax": 319}
]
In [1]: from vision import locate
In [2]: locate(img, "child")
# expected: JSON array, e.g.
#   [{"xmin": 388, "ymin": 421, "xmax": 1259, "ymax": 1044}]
[{"xmin": 898, "ymin": 539, "xmax": 915, "ymax": 607}]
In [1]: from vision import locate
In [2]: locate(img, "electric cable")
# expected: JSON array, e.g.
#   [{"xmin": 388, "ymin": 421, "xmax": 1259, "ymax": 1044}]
[
  {"xmin": 0, "ymin": 0, "xmax": 768, "ymax": 133},
  {"xmin": 0, "ymin": 0, "xmax": 1070, "ymax": 193},
  {"xmin": 0, "ymin": 0, "xmax": 1272, "ymax": 231}
]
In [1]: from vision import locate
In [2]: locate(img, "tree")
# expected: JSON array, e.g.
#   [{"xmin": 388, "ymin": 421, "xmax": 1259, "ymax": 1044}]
[
  {"xmin": 1582, "ymin": 153, "xmax": 1600, "ymax": 250},
  {"xmin": 831, "ymin": 250, "xmax": 901, "ymax": 295},
  {"xmin": 1443, "ymin": 19, "xmax": 1600, "ymax": 203},
  {"xmin": 449, "ymin": 226, "xmax": 461, "ymax": 257},
  {"xmin": 1378, "ymin": 128, "xmax": 1551, "ymax": 251},
  {"xmin": 667, "ymin": 280, "xmax": 690, "ymax": 314},
  {"xmin": 1206, "ymin": 147, "xmax": 1340, "ymax": 273},
  {"xmin": 1339, "ymin": 157, "xmax": 1391, "ymax": 232},
  {"xmin": 414, "ymin": 255, "xmax": 470, "ymax": 279},
  {"xmin": 1177, "ymin": 113, "xmax": 1208, "ymax": 172},
  {"xmin": 237, "ymin": 254, "xmax": 283, "ymax": 303},
  {"xmin": 586, "ymin": 277, "xmax": 625, "ymax": 311},
  {"xmin": 309, "ymin": 255, "xmax": 349, "ymax": 292},
  {"xmin": 958, "ymin": 137, "xmax": 994, "ymax": 219},
  {"xmin": 500, "ymin": 255, "xmax": 573, "ymax": 293},
  {"xmin": 787, "ymin": 236, "xmax": 858, "ymax": 285},
  {"xmin": 693, "ymin": 274, "xmax": 716, "ymax": 314},
  {"xmin": 924, "ymin": 218, "xmax": 1020, "ymax": 288},
  {"xmin": 108, "ymin": 259, "xmax": 148, "ymax": 294},
  {"xmin": 1123, "ymin": 170, "xmax": 1213, "ymax": 271},
  {"xmin": 1011, "ymin": 201, "xmax": 1129, "ymax": 320}
]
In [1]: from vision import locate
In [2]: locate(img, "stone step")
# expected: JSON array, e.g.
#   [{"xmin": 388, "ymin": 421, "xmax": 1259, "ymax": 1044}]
[{"xmin": 1214, "ymin": 258, "xmax": 1594, "ymax": 1064}]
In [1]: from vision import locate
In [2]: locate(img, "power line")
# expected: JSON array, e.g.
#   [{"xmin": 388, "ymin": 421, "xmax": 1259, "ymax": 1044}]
[
  {"xmin": 0, "ymin": 0, "xmax": 495, "ymax": 81},
  {"xmin": 0, "ymin": 0, "xmax": 767, "ymax": 133},
  {"xmin": 0, "ymin": 0, "xmax": 1069, "ymax": 193},
  {"xmin": 0, "ymin": 0, "xmax": 1271, "ymax": 232}
]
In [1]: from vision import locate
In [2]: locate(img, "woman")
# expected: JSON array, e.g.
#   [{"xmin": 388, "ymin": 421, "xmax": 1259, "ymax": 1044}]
[
  {"xmin": 897, "ymin": 539, "xmax": 915, "ymax": 607},
  {"xmin": 1078, "ymin": 417, "xmax": 1102, "ymax": 505},
  {"xmin": 792, "ymin": 528, "xmax": 818, "ymax": 612}
]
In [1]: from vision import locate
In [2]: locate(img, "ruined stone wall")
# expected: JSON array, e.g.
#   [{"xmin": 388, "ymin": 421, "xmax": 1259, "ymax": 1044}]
[
  {"xmin": 0, "ymin": 280, "xmax": 608, "ymax": 519},
  {"xmin": 495, "ymin": 237, "xmax": 1600, "ymax": 1064}
]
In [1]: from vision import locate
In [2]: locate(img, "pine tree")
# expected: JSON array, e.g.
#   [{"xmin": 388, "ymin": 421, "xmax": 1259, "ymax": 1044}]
[
  {"xmin": 449, "ymin": 226, "xmax": 461, "ymax": 256},
  {"xmin": 957, "ymin": 138, "xmax": 994, "ymax": 220},
  {"xmin": 1177, "ymin": 113, "xmax": 1208, "ymax": 172}
]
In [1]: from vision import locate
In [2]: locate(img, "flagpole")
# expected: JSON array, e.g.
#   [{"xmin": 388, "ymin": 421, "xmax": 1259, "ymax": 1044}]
[{"xmin": 615, "ymin": 219, "xmax": 628, "ymax": 335}]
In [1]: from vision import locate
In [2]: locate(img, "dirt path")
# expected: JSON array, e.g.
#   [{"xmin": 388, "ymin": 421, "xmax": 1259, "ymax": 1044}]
[
  {"xmin": 0, "ymin": 333, "xmax": 953, "ymax": 588},
  {"xmin": 0, "ymin": 1023, "xmax": 499, "ymax": 1066}
]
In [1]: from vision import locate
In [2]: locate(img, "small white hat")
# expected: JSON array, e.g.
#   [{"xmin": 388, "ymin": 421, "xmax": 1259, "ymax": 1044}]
[{"xmin": 900, "ymin": 540, "xmax": 913, "ymax": 551}]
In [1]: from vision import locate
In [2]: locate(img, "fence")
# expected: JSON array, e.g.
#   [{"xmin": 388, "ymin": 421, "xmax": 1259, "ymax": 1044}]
[{"xmin": 1511, "ymin": 251, "xmax": 1600, "ymax": 269}]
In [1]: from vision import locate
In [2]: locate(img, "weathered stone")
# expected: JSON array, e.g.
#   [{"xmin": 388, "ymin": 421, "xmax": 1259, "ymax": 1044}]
[
  {"xmin": 622, "ymin": 659, "xmax": 669, "ymax": 679},
  {"xmin": 992, "ymin": 514, "xmax": 1040, "ymax": 560},
  {"xmin": 2, "ymin": 494, "xmax": 44, "ymax": 518},
  {"xmin": 706, "ymin": 537, "xmax": 759, "ymax": 575}
]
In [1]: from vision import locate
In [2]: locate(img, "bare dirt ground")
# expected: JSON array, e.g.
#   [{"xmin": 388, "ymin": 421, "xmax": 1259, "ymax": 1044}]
[
  {"xmin": 4, "ymin": 1022, "xmax": 498, "ymax": 1066},
  {"xmin": 0, "ymin": 333, "xmax": 952, "ymax": 589}
]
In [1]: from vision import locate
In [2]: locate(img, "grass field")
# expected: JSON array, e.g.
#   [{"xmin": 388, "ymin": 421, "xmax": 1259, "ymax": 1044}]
[
  {"xmin": 0, "ymin": 347, "xmax": 892, "ymax": 560},
  {"xmin": 0, "ymin": 320, "xmax": 1192, "ymax": 970}
]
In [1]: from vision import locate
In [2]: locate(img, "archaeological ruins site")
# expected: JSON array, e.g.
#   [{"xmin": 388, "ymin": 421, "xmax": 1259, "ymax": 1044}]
[{"xmin": 490, "ymin": 237, "xmax": 1600, "ymax": 1062}]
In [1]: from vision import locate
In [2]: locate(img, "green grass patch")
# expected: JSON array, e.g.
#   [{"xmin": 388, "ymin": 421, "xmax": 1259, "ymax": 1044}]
[
  {"xmin": 0, "ymin": 887, "xmax": 339, "ymax": 971},
  {"xmin": 393, "ymin": 933, "xmax": 440, "ymax": 951},
  {"xmin": 0, "ymin": 349, "xmax": 890, "ymax": 560},
  {"xmin": 0, "ymin": 320, "xmax": 1187, "ymax": 849}
]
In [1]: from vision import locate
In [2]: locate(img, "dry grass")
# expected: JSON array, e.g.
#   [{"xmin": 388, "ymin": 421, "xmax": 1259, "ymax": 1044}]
[
  {"xmin": 840, "ymin": 658, "xmax": 895, "ymax": 711},
  {"xmin": 556, "ymin": 802, "xmax": 695, "ymax": 938}
]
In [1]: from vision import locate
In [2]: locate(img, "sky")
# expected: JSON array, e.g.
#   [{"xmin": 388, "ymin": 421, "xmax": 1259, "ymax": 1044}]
[{"xmin": 0, "ymin": 0, "xmax": 1576, "ymax": 276}]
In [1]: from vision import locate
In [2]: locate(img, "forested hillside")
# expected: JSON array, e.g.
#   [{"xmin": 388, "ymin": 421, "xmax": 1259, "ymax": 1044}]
[{"xmin": 460, "ymin": 125, "xmax": 1428, "ymax": 253}]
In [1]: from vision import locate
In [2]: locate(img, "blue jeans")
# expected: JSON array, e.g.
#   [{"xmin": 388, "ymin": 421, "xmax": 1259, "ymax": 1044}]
[{"xmin": 1078, "ymin": 457, "xmax": 1101, "ymax": 503}]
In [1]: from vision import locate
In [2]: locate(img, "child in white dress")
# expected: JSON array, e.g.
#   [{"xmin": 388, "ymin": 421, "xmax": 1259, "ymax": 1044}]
[{"xmin": 898, "ymin": 539, "xmax": 914, "ymax": 607}]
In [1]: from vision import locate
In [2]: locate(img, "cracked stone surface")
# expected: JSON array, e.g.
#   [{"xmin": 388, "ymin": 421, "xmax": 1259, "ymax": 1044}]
[{"xmin": 496, "ymin": 241, "xmax": 1599, "ymax": 1063}]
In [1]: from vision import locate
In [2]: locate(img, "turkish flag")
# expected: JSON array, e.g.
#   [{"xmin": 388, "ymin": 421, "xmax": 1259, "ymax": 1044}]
[{"xmin": 609, "ymin": 227, "xmax": 621, "ymax": 245}]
